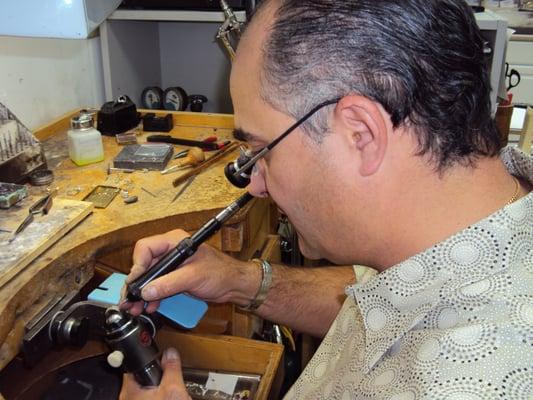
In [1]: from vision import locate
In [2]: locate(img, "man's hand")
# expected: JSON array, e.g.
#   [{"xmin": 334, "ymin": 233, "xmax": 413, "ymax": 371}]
[
  {"xmin": 120, "ymin": 229, "xmax": 260, "ymax": 315},
  {"xmin": 119, "ymin": 347, "xmax": 191, "ymax": 400}
]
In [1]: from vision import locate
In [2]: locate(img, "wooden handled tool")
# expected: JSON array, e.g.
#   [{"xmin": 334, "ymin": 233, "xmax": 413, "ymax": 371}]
[
  {"xmin": 161, "ymin": 147, "xmax": 205, "ymax": 175},
  {"xmin": 177, "ymin": 147, "xmax": 205, "ymax": 167},
  {"xmin": 172, "ymin": 142, "xmax": 239, "ymax": 187}
]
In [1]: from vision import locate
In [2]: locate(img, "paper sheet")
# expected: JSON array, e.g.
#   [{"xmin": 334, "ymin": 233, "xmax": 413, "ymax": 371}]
[{"xmin": 205, "ymin": 372, "xmax": 239, "ymax": 395}]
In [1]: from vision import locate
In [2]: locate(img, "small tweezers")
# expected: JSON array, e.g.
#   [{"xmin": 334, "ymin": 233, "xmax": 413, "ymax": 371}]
[{"xmin": 9, "ymin": 194, "xmax": 53, "ymax": 242}]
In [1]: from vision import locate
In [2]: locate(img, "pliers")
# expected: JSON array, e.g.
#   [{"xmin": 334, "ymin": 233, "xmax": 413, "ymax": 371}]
[{"xmin": 9, "ymin": 194, "xmax": 53, "ymax": 242}]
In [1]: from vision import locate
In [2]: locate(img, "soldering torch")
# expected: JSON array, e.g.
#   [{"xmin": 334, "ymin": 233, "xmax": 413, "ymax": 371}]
[{"xmin": 126, "ymin": 191, "xmax": 253, "ymax": 302}]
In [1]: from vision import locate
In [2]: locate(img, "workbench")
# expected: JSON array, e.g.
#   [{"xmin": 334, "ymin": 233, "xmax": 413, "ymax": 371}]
[{"xmin": 0, "ymin": 109, "xmax": 282, "ymax": 399}]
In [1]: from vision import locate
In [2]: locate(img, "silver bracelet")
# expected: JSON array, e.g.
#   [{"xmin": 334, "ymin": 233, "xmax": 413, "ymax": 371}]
[{"xmin": 240, "ymin": 258, "xmax": 273, "ymax": 312}]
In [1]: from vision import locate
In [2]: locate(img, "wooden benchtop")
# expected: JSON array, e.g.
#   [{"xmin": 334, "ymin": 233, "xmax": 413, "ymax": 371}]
[{"xmin": 0, "ymin": 109, "xmax": 261, "ymax": 370}]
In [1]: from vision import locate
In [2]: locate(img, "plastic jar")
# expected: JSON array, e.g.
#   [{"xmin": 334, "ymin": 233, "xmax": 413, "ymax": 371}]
[{"xmin": 67, "ymin": 112, "xmax": 104, "ymax": 166}]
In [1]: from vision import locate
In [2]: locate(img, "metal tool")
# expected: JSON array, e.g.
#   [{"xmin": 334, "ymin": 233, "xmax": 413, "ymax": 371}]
[
  {"xmin": 172, "ymin": 149, "xmax": 189, "ymax": 160},
  {"xmin": 127, "ymin": 191, "xmax": 253, "ymax": 302},
  {"xmin": 172, "ymin": 141, "xmax": 239, "ymax": 187},
  {"xmin": 171, "ymin": 176, "xmax": 196, "ymax": 203},
  {"xmin": 161, "ymin": 147, "xmax": 205, "ymax": 175},
  {"xmin": 141, "ymin": 187, "xmax": 158, "ymax": 198},
  {"xmin": 161, "ymin": 164, "xmax": 190, "ymax": 175},
  {"xmin": 216, "ymin": 0, "xmax": 242, "ymax": 61},
  {"xmin": 9, "ymin": 194, "xmax": 53, "ymax": 242},
  {"xmin": 23, "ymin": 296, "xmax": 162, "ymax": 387},
  {"xmin": 147, "ymin": 135, "xmax": 220, "ymax": 151},
  {"xmin": 107, "ymin": 163, "xmax": 135, "ymax": 175}
]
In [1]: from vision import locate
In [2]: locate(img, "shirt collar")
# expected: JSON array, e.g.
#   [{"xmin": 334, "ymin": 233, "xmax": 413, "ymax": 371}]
[{"xmin": 347, "ymin": 146, "xmax": 533, "ymax": 371}]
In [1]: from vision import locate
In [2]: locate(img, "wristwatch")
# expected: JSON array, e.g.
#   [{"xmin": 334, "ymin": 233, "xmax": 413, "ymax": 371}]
[{"xmin": 240, "ymin": 258, "xmax": 273, "ymax": 312}]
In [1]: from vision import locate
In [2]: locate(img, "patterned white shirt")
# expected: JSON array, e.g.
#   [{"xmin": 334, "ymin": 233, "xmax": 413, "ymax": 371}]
[{"xmin": 284, "ymin": 147, "xmax": 533, "ymax": 399}]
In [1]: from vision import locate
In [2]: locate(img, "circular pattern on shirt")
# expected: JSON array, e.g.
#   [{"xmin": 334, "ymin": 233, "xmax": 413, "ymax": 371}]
[
  {"xmin": 340, "ymin": 384, "xmax": 357, "ymax": 400},
  {"xmin": 428, "ymin": 376, "xmax": 501, "ymax": 399},
  {"xmin": 502, "ymin": 233, "xmax": 533, "ymax": 268},
  {"xmin": 334, "ymin": 300, "xmax": 361, "ymax": 343},
  {"xmin": 397, "ymin": 330, "xmax": 443, "ymax": 374},
  {"xmin": 435, "ymin": 228, "xmax": 499, "ymax": 277},
  {"xmin": 525, "ymin": 256, "xmax": 533, "ymax": 275},
  {"xmin": 501, "ymin": 367, "xmax": 533, "ymax": 399},
  {"xmin": 440, "ymin": 323, "xmax": 498, "ymax": 363},
  {"xmin": 510, "ymin": 295, "xmax": 533, "ymax": 342},
  {"xmin": 494, "ymin": 193, "xmax": 533, "ymax": 229},
  {"xmin": 387, "ymin": 255, "xmax": 437, "ymax": 297},
  {"xmin": 387, "ymin": 385, "xmax": 424, "ymax": 400},
  {"xmin": 440, "ymin": 273, "xmax": 512, "ymax": 312},
  {"xmin": 358, "ymin": 294, "xmax": 396, "ymax": 333},
  {"xmin": 322, "ymin": 380, "xmax": 335, "ymax": 398},
  {"xmin": 365, "ymin": 338, "xmax": 394, "ymax": 370},
  {"xmin": 423, "ymin": 305, "xmax": 460, "ymax": 330},
  {"xmin": 417, "ymin": 335, "xmax": 441, "ymax": 363},
  {"xmin": 311, "ymin": 359, "xmax": 330, "ymax": 380},
  {"xmin": 361, "ymin": 359, "xmax": 403, "ymax": 397}
]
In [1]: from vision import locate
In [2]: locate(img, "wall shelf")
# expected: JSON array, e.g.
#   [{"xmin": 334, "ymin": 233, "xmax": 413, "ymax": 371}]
[{"xmin": 108, "ymin": 9, "xmax": 246, "ymax": 23}]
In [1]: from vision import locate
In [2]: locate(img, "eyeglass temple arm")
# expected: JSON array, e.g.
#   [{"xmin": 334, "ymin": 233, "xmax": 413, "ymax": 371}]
[{"xmin": 233, "ymin": 98, "xmax": 340, "ymax": 175}]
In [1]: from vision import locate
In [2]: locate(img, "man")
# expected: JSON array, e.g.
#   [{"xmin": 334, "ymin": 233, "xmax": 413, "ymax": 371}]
[{"xmin": 121, "ymin": 0, "xmax": 533, "ymax": 398}]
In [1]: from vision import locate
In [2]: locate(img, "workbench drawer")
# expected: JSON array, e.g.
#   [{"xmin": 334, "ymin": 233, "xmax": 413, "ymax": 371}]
[{"xmin": 0, "ymin": 328, "xmax": 283, "ymax": 400}]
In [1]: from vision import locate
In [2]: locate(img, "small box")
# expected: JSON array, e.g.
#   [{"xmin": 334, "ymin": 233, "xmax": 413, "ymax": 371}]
[
  {"xmin": 0, "ymin": 183, "xmax": 28, "ymax": 209},
  {"xmin": 113, "ymin": 143, "xmax": 173, "ymax": 170},
  {"xmin": 97, "ymin": 95, "xmax": 140, "ymax": 136}
]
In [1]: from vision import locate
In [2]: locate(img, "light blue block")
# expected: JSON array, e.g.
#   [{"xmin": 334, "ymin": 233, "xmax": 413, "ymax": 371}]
[{"xmin": 88, "ymin": 273, "xmax": 208, "ymax": 329}]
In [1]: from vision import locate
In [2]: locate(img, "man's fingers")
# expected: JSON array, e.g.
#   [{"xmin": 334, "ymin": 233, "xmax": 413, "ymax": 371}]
[
  {"xmin": 128, "ymin": 300, "xmax": 146, "ymax": 316},
  {"xmin": 119, "ymin": 373, "xmax": 142, "ymax": 399},
  {"xmin": 145, "ymin": 300, "xmax": 161, "ymax": 314},
  {"xmin": 160, "ymin": 348, "xmax": 189, "ymax": 397},
  {"xmin": 132, "ymin": 230, "xmax": 190, "ymax": 272},
  {"xmin": 140, "ymin": 267, "xmax": 197, "ymax": 301},
  {"xmin": 126, "ymin": 263, "xmax": 150, "ymax": 284}
]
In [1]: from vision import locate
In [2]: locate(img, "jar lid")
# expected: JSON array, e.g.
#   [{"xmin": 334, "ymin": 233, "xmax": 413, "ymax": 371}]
[{"xmin": 71, "ymin": 113, "xmax": 94, "ymax": 130}]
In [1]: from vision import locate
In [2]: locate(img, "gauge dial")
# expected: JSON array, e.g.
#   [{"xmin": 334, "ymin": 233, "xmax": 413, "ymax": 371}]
[
  {"xmin": 141, "ymin": 86, "xmax": 164, "ymax": 109},
  {"xmin": 163, "ymin": 86, "xmax": 188, "ymax": 111}
]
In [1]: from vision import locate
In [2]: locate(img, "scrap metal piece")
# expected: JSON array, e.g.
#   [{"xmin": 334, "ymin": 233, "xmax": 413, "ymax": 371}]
[{"xmin": 124, "ymin": 195, "xmax": 138, "ymax": 204}]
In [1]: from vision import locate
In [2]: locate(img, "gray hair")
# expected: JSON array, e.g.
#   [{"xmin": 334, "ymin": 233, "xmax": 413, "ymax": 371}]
[{"xmin": 256, "ymin": 0, "xmax": 501, "ymax": 171}]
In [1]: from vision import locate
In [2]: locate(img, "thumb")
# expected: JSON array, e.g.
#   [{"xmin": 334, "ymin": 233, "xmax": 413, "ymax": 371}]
[{"xmin": 160, "ymin": 347, "xmax": 188, "ymax": 395}]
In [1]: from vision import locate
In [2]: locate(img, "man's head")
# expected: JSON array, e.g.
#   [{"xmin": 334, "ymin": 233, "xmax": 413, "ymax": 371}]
[
  {"xmin": 258, "ymin": 0, "xmax": 501, "ymax": 170},
  {"xmin": 230, "ymin": 0, "xmax": 502, "ymax": 264}
]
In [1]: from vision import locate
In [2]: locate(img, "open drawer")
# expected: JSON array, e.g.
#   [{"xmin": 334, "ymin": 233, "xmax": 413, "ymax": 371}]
[{"xmin": 0, "ymin": 328, "xmax": 283, "ymax": 400}]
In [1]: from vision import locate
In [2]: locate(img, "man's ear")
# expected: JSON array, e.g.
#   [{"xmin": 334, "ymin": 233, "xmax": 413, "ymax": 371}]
[{"xmin": 334, "ymin": 95, "xmax": 390, "ymax": 176}]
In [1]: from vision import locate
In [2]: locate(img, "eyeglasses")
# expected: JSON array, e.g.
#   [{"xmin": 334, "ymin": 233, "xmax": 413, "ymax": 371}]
[{"xmin": 224, "ymin": 98, "xmax": 340, "ymax": 188}]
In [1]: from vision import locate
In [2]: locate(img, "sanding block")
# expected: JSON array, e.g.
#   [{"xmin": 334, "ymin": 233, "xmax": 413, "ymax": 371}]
[{"xmin": 88, "ymin": 272, "xmax": 208, "ymax": 329}]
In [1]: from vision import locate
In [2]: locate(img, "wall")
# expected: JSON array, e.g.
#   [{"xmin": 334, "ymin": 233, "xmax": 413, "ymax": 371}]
[
  {"xmin": 507, "ymin": 39, "xmax": 533, "ymax": 104},
  {"xmin": 0, "ymin": 35, "xmax": 105, "ymax": 130},
  {"xmin": 159, "ymin": 22, "xmax": 233, "ymax": 114}
]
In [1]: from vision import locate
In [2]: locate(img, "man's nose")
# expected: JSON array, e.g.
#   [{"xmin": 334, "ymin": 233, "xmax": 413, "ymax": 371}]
[{"xmin": 247, "ymin": 163, "xmax": 268, "ymax": 198}]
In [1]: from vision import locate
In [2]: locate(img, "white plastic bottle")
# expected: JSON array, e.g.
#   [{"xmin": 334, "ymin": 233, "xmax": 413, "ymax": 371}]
[{"xmin": 67, "ymin": 112, "xmax": 104, "ymax": 166}]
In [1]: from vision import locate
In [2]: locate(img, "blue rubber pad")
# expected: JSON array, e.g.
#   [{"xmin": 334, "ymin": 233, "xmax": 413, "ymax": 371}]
[{"xmin": 88, "ymin": 273, "xmax": 208, "ymax": 329}]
